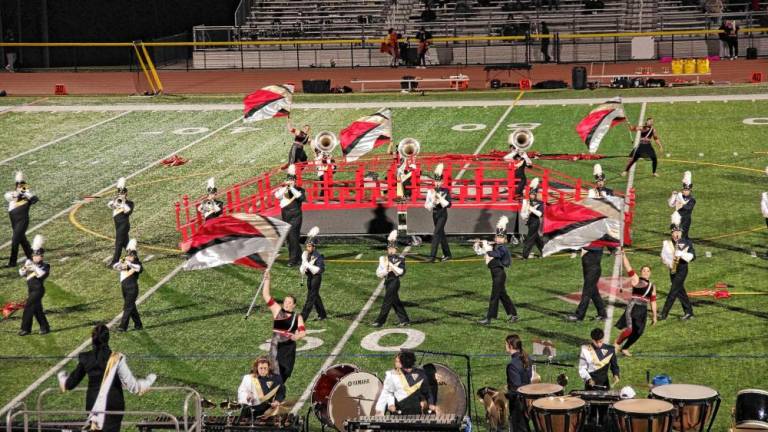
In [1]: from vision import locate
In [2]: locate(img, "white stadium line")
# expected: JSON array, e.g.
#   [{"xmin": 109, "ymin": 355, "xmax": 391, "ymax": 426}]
[{"xmin": 455, "ymin": 97, "xmax": 520, "ymax": 180}]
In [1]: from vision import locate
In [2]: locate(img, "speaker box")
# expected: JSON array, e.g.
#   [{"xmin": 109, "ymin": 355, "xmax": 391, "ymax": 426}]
[
  {"xmin": 302, "ymin": 80, "xmax": 331, "ymax": 94},
  {"xmin": 572, "ymin": 66, "xmax": 587, "ymax": 90},
  {"xmin": 747, "ymin": 47, "xmax": 757, "ymax": 59}
]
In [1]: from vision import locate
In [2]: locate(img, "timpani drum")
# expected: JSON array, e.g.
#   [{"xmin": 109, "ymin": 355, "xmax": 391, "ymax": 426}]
[
  {"xmin": 519, "ymin": 383, "xmax": 565, "ymax": 417},
  {"xmin": 531, "ymin": 396, "xmax": 586, "ymax": 432},
  {"xmin": 733, "ymin": 389, "xmax": 768, "ymax": 431},
  {"xmin": 612, "ymin": 399, "xmax": 675, "ymax": 432},
  {"xmin": 650, "ymin": 384, "xmax": 721, "ymax": 432},
  {"xmin": 423, "ymin": 363, "xmax": 468, "ymax": 417},
  {"xmin": 327, "ymin": 371, "xmax": 383, "ymax": 431},
  {"xmin": 311, "ymin": 364, "xmax": 359, "ymax": 429}
]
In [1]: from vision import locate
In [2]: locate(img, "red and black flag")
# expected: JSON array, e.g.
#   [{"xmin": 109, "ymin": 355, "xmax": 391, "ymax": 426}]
[
  {"xmin": 339, "ymin": 108, "xmax": 392, "ymax": 161},
  {"xmin": 181, "ymin": 213, "xmax": 290, "ymax": 270},
  {"xmin": 541, "ymin": 195, "xmax": 625, "ymax": 257},
  {"xmin": 576, "ymin": 98, "xmax": 627, "ymax": 154},
  {"xmin": 243, "ymin": 84, "xmax": 294, "ymax": 123}
]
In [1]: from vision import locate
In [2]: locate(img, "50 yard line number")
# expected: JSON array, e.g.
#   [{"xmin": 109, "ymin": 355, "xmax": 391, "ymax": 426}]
[{"xmin": 451, "ymin": 122, "xmax": 542, "ymax": 131}]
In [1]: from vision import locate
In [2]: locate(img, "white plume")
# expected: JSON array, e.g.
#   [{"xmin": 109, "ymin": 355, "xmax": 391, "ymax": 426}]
[
  {"xmin": 593, "ymin": 164, "xmax": 603, "ymax": 177},
  {"xmin": 682, "ymin": 171, "xmax": 692, "ymax": 185},
  {"xmin": 127, "ymin": 238, "xmax": 137, "ymax": 252},
  {"xmin": 388, "ymin": 230, "xmax": 398, "ymax": 242},
  {"xmin": 307, "ymin": 226, "xmax": 320, "ymax": 238},
  {"xmin": 14, "ymin": 171, "xmax": 24, "ymax": 183},
  {"xmin": 497, "ymin": 215, "xmax": 509, "ymax": 230},
  {"xmin": 287, "ymin": 164, "xmax": 296, "ymax": 176},
  {"xmin": 116, "ymin": 177, "xmax": 126, "ymax": 190},
  {"xmin": 434, "ymin": 163, "xmax": 444, "ymax": 177},
  {"xmin": 32, "ymin": 235, "xmax": 44, "ymax": 251},
  {"xmin": 530, "ymin": 177, "xmax": 540, "ymax": 190},
  {"xmin": 207, "ymin": 177, "xmax": 215, "ymax": 190},
  {"xmin": 671, "ymin": 211, "xmax": 681, "ymax": 226}
]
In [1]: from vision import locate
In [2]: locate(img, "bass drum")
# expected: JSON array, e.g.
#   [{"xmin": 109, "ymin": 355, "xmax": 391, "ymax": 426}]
[
  {"xmin": 734, "ymin": 389, "xmax": 768, "ymax": 430},
  {"xmin": 423, "ymin": 363, "xmax": 467, "ymax": 416},
  {"xmin": 328, "ymin": 371, "xmax": 383, "ymax": 431},
  {"xmin": 311, "ymin": 364, "xmax": 359, "ymax": 429}
]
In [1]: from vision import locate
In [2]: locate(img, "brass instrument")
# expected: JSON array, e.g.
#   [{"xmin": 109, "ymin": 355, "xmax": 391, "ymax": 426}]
[
  {"xmin": 312, "ymin": 131, "xmax": 338, "ymax": 158},
  {"xmin": 115, "ymin": 196, "xmax": 124, "ymax": 206},
  {"xmin": 397, "ymin": 138, "xmax": 421, "ymax": 159},
  {"xmin": 20, "ymin": 261, "xmax": 34, "ymax": 276},
  {"xmin": 508, "ymin": 128, "xmax": 534, "ymax": 152}
]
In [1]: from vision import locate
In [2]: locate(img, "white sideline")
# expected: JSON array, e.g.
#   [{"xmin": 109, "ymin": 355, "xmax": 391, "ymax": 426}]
[
  {"xmin": 603, "ymin": 102, "xmax": 647, "ymax": 340},
  {"xmin": 0, "ymin": 111, "xmax": 131, "ymax": 165}
]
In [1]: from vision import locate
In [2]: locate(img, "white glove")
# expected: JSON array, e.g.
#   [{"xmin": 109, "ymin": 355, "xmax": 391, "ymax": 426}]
[
  {"xmin": 57, "ymin": 370, "xmax": 69, "ymax": 392},
  {"xmin": 146, "ymin": 373, "xmax": 157, "ymax": 386},
  {"xmin": 674, "ymin": 249, "xmax": 683, "ymax": 258}
]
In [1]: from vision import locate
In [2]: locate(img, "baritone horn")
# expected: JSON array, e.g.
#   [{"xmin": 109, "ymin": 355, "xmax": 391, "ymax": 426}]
[
  {"xmin": 313, "ymin": 131, "xmax": 338, "ymax": 156},
  {"xmin": 508, "ymin": 128, "xmax": 534, "ymax": 152},
  {"xmin": 397, "ymin": 138, "xmax": 421, "ymax": 159}
]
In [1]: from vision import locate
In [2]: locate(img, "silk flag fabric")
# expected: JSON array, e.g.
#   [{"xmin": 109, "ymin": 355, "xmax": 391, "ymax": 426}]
[
  {"xmin": 243, "ymin": 84, "xmax": 294, "ymax": 123},
  {"xmin": 182, "ymin": 213, "xmax": 290, "ymax": 270},
  {"xmin": 339, "ymin": 109, "xmax": 392, "ymax": 161},
  {"xmin": 541, "ymin": 195, "xmax": 625, "ymax": 257},
  {"xmin": 575, "ymin": 100, "xmax": 627, "ymax": 154}
]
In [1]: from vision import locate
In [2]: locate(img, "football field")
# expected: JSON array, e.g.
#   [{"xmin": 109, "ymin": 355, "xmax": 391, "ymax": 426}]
[{"xmin": 0, "ymin": 90, "xmax": 766, "ymax": 431}]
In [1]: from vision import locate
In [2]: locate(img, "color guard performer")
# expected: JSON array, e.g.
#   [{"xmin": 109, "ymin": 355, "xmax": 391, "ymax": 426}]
[
  {"xmin": 660, "ymin": 212, "xmax": 695, "ymax": 320},
  {"xmin": 505, "ymin": 334, "xmax": 532, "ymax": 432},
  {"xmin": 667, "ymin": 171, "xmax": 696, "ymax": 239},
  {"xmin": 237, "ymin": 357, "xmax": 285, "ymax": 419},
  {"xmin": 113, "ymin": 239, "xmax": 143, "ymax": 332},
  {"xmin": 613, "ymin": 249, "xmax": 657, "ymax": 356},
  {"xmin": 58, "ymin": 324, "xmax": 156, "ymax": 432},
  {"xmin": 588, "ymin": 164, "xmax": 614, "ymax": 198},
  {"xmin": 18, "ymin": 234, "xmax": 50, "ymax": 336},
  {"xmin": 197, "ymin": 177, "xmax": 224, "ymax": 221},
  {"xmin": 623, "ymin": 117, "xmax": 663, "ymax": 177},
  {"xmin": 274, "ymin": 165, "xmax": 305, "ymax": 267},
  {"xmin": 521, "ymin": 178, "xmax": 544, "ymax": 259},
  {"xmin": 107, "ymin": 177, "xmax": 134, "ymax": 267},
  {"xmin": 287, "ymin": 123, "xmax": 310, "ymax": 165},
  {"xmin": 567, "ymin": 245, "xmax": 608, "ymax": 322},
  {"xmin": 5, "ymin": 171, "xmax": 38, "ymax": 268},
  {"xmin": 375, "ymin": 351, "xmax": 436, "ymax": 415},
  {"xmin": 300, "ymin": 227, "xmax": 327, "ymax": 321},
  {"xmin": 578, "ymin": 328, "xmax": 620, "ymax": 390},
  {"xmin": 425, "ymin": 163, "xmax": 452, "ymax": 263},
  {"xmin": 373, "ymin": 230, "xmax": 410, "ymax": 327},
  {"xmin": 262, "ymin": 271, "xmax": 306, "ymax": 382},
  {"xmin": 475, "ymin": 216, "xmax": 519, "ymax": 325}
]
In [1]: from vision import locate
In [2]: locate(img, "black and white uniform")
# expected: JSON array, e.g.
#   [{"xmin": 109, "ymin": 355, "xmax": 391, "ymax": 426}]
[
  {"xmin": 20, "ymin": 260, "xmax": 50, "ymax": 333},
  {"xmin": 5, "ymin": 189, "xmax": 38, "ymax": 266},
  {"xmin": 115, "ymin": 260, "xmax": 143, "ymax": 331},
  {"xmin": 270, "ymin": 309, "xmax": 300, "ymax": 382},
  {"xmin": 511, "ymin": 153, "xmax": 533, "ymax": 197},
  {"xmin": 578, "ymin": 343, "xmax": 620, "ymax": 390},
  {"xmin": 274, "ymin": 185, "xmax": 305, "ymax": 265},
  {"xmin": 615, "ymin": 277, "xmax": 654, "ymax": 350},
  {"xmin": 288, "ymin": 131, "xmax": 309, "ymax": 165},
  {"xmin": 107, "ymin": 198, "xmax": 134, "ymax": 265},
  {"xmin": 668, "ymin": 192, "xmax": 696, "ymax": 239},
  {"xmin": 484, "ymin": 244, "xmax": 517, "ymax": 320},
  {"xmin": 625, "ymin": 126, "xmax": 658, "ymax": 174},
  {"xmin": 237, "ymin": 373, "xmax": 285, "ymax": 418},
  {"xmin": 762, "ymin": 193, "xmax": 768, "ymax": 229},
  {"xmin": 374, "ymin": 254, "xmax": 410, "ymax": 325},
  {"xmin": 375, "ymin": 368, "xmax": 435, "ymax": 415},
  {"xmin": 522, "ymin": 198, "xmax": 544, "ymax": 259},
  {"xmin": 397, "ymin": 159, "xmax": 416, "ymax": 200},
  {"xmin": 661, "ymin": 237, "xmax": 695, "ymax": 318},
  {"xmin": 573, "ymin": 247, "xmax": 607, "ymax": 320},
  {"xmin": 197, "ymin": 199, "xmax": 224, "ymax": 221},
  {"xmin": 300, "ymin": 250, "xmax": 326, "ymax": 321},
  {"xmin": 425, "ymin": 187, "xmax": 452, "ymax": 260},
  {"xmin": 506, "ymin": 352, "xmax": 532, "ymax": 432},
  {"xmin": 587, "ymin": 186, "xmax": 614, "ymax": 199}
]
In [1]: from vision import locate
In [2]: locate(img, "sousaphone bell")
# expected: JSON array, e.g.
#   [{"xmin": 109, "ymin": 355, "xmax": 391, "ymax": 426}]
[
  {"xmin": 397, "ymin": 137, "xmax": 421, "ymax": 159},
  {"xmin": 508, "ymin": 128, "xmax": 534, "ymax": 152},
  {"xmin": 313, "ymin": 131, "xmax": 338, "ymax": 156}
]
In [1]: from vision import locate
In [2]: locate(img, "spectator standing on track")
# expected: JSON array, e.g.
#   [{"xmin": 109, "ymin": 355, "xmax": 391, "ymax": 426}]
[
  {"xmin": 384, "ymin": 28, "xmax": 400, "ymax": 68},
  {"xmin": 540, "ymin": 22, "xmax": 552, "ymax": 62},
  {"xmin": 415, "ymin": 27, "xmax": 432, "ymax": 68},
  {"xmin": 4, "ymin": 30, "xmax": 17, "ymax": 72},
  {"xmin": 721, "ymin": 19, "xmax": 739, "ymax": 59}
]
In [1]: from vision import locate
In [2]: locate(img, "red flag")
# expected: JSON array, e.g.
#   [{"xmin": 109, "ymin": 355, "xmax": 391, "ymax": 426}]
[
  {"xmin": 243, "ymin": 84, "xmax": 294, "ymax": 123},
  {"xmin": 340, "ymin": 109, "xmax": 392, "ymax": 161},
  {"xmin": 182, "ymin": 213, "xmax": 290, "ymax": 270},
  {"xmin": 576, "ymin": 99, "xmax": 626, "ymax": 154},
  {"xmin": 541, "ymin": 195, "xmax": 624, "ymax": 256}
]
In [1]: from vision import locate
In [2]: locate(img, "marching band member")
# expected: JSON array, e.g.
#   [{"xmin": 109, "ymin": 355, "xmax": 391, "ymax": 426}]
[
  {"xmin": 762, "ymin": 192, "xmax": 768, "ymax": 229},
  {"xmin": 613, "ymin": 249, "xmax": 657, "ymax": 356},
  {"xmin": 623, "ymin": 117, "xmax": 663, "ymax": 177},
  {"xmin": 5, "ymin": 171, "xmax": 38, "ymax": 268},
  {"xmin": 588, "ymin": 164, "xmax": 614, "ymax": 198},
  {"xmin": 311, "ymin": 139, "xmax": 335, "ymax": 198},
  {"xmin": 58, "ymin": 324, "xmax": 156, "ymax": 432},
  {"xmin": 578, "ymin": 328, "xmax": 620, "ymax": 390},
  {"xmin": 425, "ymin": 163, "xmax": 452, "ymax": 263},
  {"xmin": 660, "ymin": 212, "xmax": 696, "ymax": 320},
  {"xmin": 503, "ymin": 143, "xmax": 533, "ymax": 199},
  {"xmin": 667, "ymin": 171, "xmax": 696, "ymax": 239},
  {"xmin": 287, "ymin": 123, "xmax": 310, "ymax": 165},
  {"xmin": 373, "ymin": 231, "xmax": 410, "ymax": 327},
  {"xmin": 197, "ymin": 177, "xmax": 224, "ymax": 221},
  {"xmin": 505, "ymin": 334, "xmax": 532, "ymax": 432},
  {"xmin": 18, "ymin": 234, "xmax": 50, "ymax": 336},
  {"xmin": 274, "ymin": 165, "xmax": 305, "ymax": 267},
  {"xmin": 113, "ymin": 239, "xmax": 143, "ymax": 332},
  {"xmin": 396, "ymin": 156, "xmax": 417, "ymax": 201},
  {"xmin": 521, "ymin": 178, "xmax": 544, "ymax": 259},
  {"xmin": 300, "ymin": 227, "xmax": 327, "ymax": 321},
  {"xmin": 237, "ymin": 357, "xmax": 285, "ymax": 419},
  {"xmin": 375, "ymin": 351, "xmax": 436, "ymax": 416},
  {"xmin": 476, "ymin": 216, "xmax": 518, "ymax": 325},
  {"xmin": 567, "ymin": 245, "xmax": 608, "ymax": 322},
  {"xmin": 262, "ymin": 270, "xmax": 306, "ymax": 382},
  {"xmin": 107, "ymin": 177, "xmax": 134, "ymax": 267}
]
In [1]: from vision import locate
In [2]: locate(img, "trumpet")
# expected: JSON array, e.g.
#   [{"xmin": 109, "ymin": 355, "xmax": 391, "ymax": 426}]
[{"xmin": 20, "ymin": 261, "xmax": 35, "ymax": 275}]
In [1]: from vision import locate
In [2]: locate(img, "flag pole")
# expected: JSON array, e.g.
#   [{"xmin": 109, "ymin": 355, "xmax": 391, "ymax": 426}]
[{"xmin": 244, "ymin": 222, "xmax": 291, "ymax": 320}]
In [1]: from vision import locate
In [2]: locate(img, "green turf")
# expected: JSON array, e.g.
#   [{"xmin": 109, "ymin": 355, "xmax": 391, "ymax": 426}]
[{"xmin": 0, "ymin": 97, "xmax": 766, "ymax": 431}]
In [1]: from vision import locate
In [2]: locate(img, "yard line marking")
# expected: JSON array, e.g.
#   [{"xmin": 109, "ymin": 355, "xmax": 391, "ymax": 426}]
[
  {"xmin": 0, "ymin": 117, "xmax": 241, "ymax": 254},
  {"xmin": 604, "ymin": 102, "xmax": 647, "ymax": 340},
  {"xmin": 0, "ymin": 111, "xmax": 130, "ymax": 165},
  {"xmin": 0, "ymin": 264, "xmax": 184, "ymax": 418},
  {"xmin": 292, "ymin": 246, "xmax": 412, "ymax": 415}
]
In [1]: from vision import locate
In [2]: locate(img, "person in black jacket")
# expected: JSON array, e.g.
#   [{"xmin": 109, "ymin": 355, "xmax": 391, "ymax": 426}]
[
  {"xmin": 18, "ymin": 234, "xmax": 50, "ymax": 336},
  {"xmin": 476, "ymin": 216, "xmax": 518, "ymax": 325},
  {"xmin": 373, "ymin": 230, "xmax": 410, "ymax": 327},
  {"xmin": 567, "ymin": 245, "xmax": 608, "ymax": 322},
  {"xmin": 273, "ymin": 165, "xmax": 306, "ymax": 266},
  {"xmin": 521, "ymin": 179, "xmax": 545, "ymax": 259},
  {"xmin": 300, "ymin": 227, "xmax": 327, "ymax": 321},
  {"xmin": 113, "ymin": 239, "xmax": 143, "ymax": 332},
  {"xmin": 107, "ymin": 177, "xmax": 134, "ymax": 267},
  {"xmin": 425, "ymin": 163, "xmax": 452, "ymax": 262},
  {"xmin": 667, "ymin": 171, "xmax": 696, "ymax": 239},
  {"xmin": 660, "ymin": 212, "xmax": 696, "ymax": 320},
  {"xmin": 505, "ymin": 334, "xmax": 532, "ymax": 432},
  {"xmin": 58, "ymin": 324, "xmax": 156, "ymax": 432},
  {"xmin": 197, "ymin": 177, "xmax": 224, "ymax": 221},
  {"xmin": 287, "ymin": 123, "xmax": 311, "ymax": 165},
  {"xmin": 5, "ymin": 171, "xmax": 38, "ymax": 268}
]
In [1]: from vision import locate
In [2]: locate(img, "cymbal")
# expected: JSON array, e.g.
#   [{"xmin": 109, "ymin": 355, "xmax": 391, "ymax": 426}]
[
  {"xmin": 219, "ymin": 399, "xmax": 242, "ymax": 410},
  {"xmin": 201, "ymin": 398, "xmax": 216, "ymax": 409},
  {"xmin": 259, "ymin": 400, "xmax": 296, "ymax": 418}
]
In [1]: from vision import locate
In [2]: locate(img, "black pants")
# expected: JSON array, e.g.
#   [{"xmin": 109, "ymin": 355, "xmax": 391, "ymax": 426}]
[
  {"xmin": 112, "ymin": 226, "xmax": 130, "ymax": 264},
  {"xmin": 508, "ymin": 395, "xmax": 530, "ymax": 432},
  {"xmin": 21, "ymin": 287, "xmax": 50, "ymax": 332},
  {"xmin": 681, "ymin": 217, "xmax": 692, "ymax": 240},
  {"xmin": 625, "ymin": 143, "xmax": 658, "ymax": 174},
  {"xmin": 288, "ymin": 145, "xmax": 307, "ymax": 165},
  {"xmin": 430, "ymin": 211, "xmax": 451, "ymax": 258},
  {"xmin": 541, "ymin": 41, "xmax": 551, "ymax": 62},
  {"xmin": 283, "ymin": 212, "xmax": 302, "ymax": 265},
  {"xmin": 9, "ymin": 218, "xmax": 32, "ymax": 266},
  {"xmin": 574, "ymin": 255, "xmax": 606, "ymax": 319},
  {"xmin": 375, "ymin": 278, "xmax": 410, "ymax": 324},
  {"xmin": 119, "ymin": 285, "xmax": 142, "ymax": 330},
  {"xmin": 301, "ymin": 275, "xmax": 327, "ymax": 320},
  {"xmin": 522, "ymin": 218, "xmax": 543, "ymax": 259},
  {"xmin": 100, "ymin": 415, "xmax": 124, "ymax": 432},
  {"xmin": 487, "ymin": 266, "xmax": 516, "ymax": 319},
  {"xmin": 615, "ymin": 301, "xmax": 647, "ymax": 350},
  {"xmin": 514, "ymin": 174, "xmax": 527, "ymax": 197},
  {"xmin": 727, "ymin": 38, "xmax": 738, "ymax": 57},
  {"xmin": 661, "ymin": 266, "xmax": 693, "ymax": 317},
  {"xmin": 275, "ymin": 340, "xmax": 297, "ymax": 382}
]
